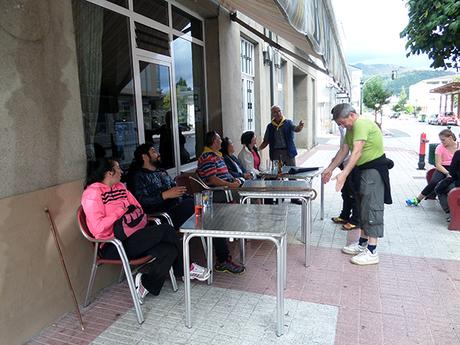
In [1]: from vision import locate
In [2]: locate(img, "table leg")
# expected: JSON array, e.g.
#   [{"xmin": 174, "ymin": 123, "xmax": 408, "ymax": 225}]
[
  {"xmin": 281, "ymin": 235, "xmax": 287, "ymax": 289},
  {"xmin": 276, "ymin": 238, "xmax": 284, "ymax": 336},
  {"xmin": 305, "ymin": 199, "xmax": 312, "ymax": 267},
  {"xmin": 207, "ymin": 237, "xmax": 213, "ymax": 285},
  {"xmin": 183, "ymin": 234, "xmax": 192, "ymax": 328},
  {"xmin": 300, "ymin": 199, "xmax": 306, "ymax": 244},
  {"xmin": 239, "ymin": 239, "xmax": 246, "ymax": 265},
  {"xmin": 320, "ymin": 178, "xmax": 324, "ymax": 220}
]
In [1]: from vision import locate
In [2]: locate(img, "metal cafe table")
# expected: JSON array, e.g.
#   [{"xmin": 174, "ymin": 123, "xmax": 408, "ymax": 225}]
[
  {"xmin": 238, "ymin": 179, "xmax": 317, "ymax": 267},
  {"xmin": 259, "ymin": 165, "xmax": 324, "ymax": 220},
  {"xmin": 180, "ymin": 204, "xmax": 288, "ymax": 336}
]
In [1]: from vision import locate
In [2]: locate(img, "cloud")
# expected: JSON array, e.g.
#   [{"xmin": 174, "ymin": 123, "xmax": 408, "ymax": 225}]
[{"xmin": 332, "ymin": 0, "xmax": 434, "ymax": 69}]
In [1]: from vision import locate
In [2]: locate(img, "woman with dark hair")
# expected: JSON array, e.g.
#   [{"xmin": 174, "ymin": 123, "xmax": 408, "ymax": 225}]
[
  {"xmin": 238, "ymin": 131, "xmax": 262, "ymax": 177},
  {"xmin": 407, "ymin": 129, "xmax": 459, "ymax": 206},
  {"xmin": 81, "ymin": 158, "xmax": 209, "ymax": 303},
  {"xmin": 220, "ymin": 137, "xmax": 252, "ymax": 180}
]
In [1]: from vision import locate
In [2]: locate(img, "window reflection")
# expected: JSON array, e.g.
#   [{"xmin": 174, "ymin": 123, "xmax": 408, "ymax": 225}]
[
  {"xmin": 73, "ymin": 1, "xmax": 138, "ymax": 166},
  {"xmin": 172, "ymin": 37, "xmax": 206, "ymax": 164},
  {"xmin": 172, "ymin": 6, "xmax": 203, "ymax": 40},
  {"xmin": 134, "ymin": 0, "xmax": 168, "ymax": 25},
  {"xmin": 135, "ymin": 22, "xmax": 170, "ymax": 56}
]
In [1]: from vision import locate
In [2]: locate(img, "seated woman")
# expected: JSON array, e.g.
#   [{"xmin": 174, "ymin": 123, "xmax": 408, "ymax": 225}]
[
  {"xmin": 81, "ymin": 158, "xmax": 209, "ymax": 303},
  {"xmin": 407, "ymin": 129, "xmax": 459, "ymax": 206},
  {"xmin": 436, "ymin": 150, "xmax": 460, "ymax": 219},
  {"xmin": 238, "ymin": 131, "xmax": 262, "ymax": 177},
  {"xmin": 220, "ymin": 137, "xmax": 252, "ymax": 181}
]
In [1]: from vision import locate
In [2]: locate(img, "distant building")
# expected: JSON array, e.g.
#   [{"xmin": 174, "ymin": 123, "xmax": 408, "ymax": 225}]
[{"xmin": 409, "ymin": 75, "xmax": 460, "ymax": 115}]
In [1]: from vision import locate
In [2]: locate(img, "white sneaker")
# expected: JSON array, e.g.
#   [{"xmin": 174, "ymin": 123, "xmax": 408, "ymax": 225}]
[
  {"xmin": 342, "ymin": 242, "xmax": 367, "ymax": 255},
  {"xmin": 350, "ymin": 249, "xmax": 379, "ymax": 265},
  {"xmin": 189, "ymin": 263, "xmax": 210, "ymax": 281},
  {"xmin": 135, "ymin": 273, "xmax": 149, "ymax": 304}
]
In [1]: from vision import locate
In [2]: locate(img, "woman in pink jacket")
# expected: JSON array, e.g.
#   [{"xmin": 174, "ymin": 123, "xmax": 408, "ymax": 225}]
[{"xmin": 81, "ymin": 158, "xmax": 208, "ymax": 303}]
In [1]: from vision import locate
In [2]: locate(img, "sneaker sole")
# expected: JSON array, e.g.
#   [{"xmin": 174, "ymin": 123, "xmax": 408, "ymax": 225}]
[
  {"xmin": 341, "ymin": 248, "xmax": 364, "ymax": 255},
  {"xmin": 350, "ymin": 257, "xmax": 379, "ymax": 265},
  {"xmin": 215, "ymin": 268, "xmax": 245, "ymax": 275},
  {"xmin": 191, "ymin": 273, "xmax": 211, "ymax": 281}
]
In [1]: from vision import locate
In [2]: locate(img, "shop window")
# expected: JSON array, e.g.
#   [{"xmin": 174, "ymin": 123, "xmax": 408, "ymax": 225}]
[
  {"xmin": 107, "ymin": 0, "xmax": 127, "ymax": 8},
  {"xmin": 73, "ymin": 1, "xmax": 138, "ymax": 166},
  {"xmin": 133, "ymin": 0, "xmax": 168, "ymax": 26},
  {"xmin": 135, "ymin": 22, "xmax": 170, "ymax": 56},
  {"xmin": 172, "ymin": 6, "xmax": 203, "ymax": 40},
  {"xmin": 172, "ymin": 36, "xmax": 206, "ymax": 164}
]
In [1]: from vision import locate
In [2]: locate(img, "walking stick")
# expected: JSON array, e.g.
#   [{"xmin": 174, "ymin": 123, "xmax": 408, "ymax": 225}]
[{"xmin": 44, "ymin": 208, "xmax": 85, "ymax": 330}]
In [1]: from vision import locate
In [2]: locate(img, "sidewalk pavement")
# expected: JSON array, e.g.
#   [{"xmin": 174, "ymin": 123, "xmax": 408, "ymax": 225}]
[{"xmin": 27, "ymin": 136, "xmax": 460, "ymax": 345}]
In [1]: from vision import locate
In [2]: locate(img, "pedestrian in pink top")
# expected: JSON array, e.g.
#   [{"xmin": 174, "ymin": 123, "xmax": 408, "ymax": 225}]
[{"xmin": 406, "ymin": 129, "xmax": 458, "ymax": 206}]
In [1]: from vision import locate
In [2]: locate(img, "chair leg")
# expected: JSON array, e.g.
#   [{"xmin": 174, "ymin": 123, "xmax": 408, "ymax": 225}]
[
  {"xmin": 169, "ymin": 267, "xmax": 178, "ymax": 292},
  {"xmin": 125, "ymin": 270, "xmax": 144, "ymax": 324},
  {"xmin": 201, "ymin": 237, "xmax": 207, "ymax": 258},
  {"xmin": 118, "ymin": 268, "xmax": 125, "ymax": 283},
  {"xmin": 84, "ymin": 263, "xmax": 98, "ymax": 307}
]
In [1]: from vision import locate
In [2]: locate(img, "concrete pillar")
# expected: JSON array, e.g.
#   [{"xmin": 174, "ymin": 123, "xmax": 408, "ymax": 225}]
[
  {"xmin": 218, "ymin": 8, "xmax": 243, "ymax": 143},
  {"xmin": 204, "ymin": 17, "xmax": 222, "ymax": 135}
]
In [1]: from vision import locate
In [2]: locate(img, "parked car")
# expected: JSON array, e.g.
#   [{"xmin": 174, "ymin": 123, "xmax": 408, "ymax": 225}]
[
  {"xmin": 438, "ymin": 112, "xmax": 458, "ymax": 126},
  {"xmin": 428, "ymin": 114, "xmax": 439, "ymax": 125},
  {"xmin": 390, "ymin": 112, "xmax": 400, "ymax": 119}
]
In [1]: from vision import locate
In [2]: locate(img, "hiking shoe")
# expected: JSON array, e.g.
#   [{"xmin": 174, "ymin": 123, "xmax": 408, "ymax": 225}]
[
  {"xmin": 135, "ymin": 273, "xmax": 149, "ymax": 304},
  {"xmin": 215, "ymin": 259, "xmax": 245, "ymax": 274},
  {"xmin": 331, "ymin": 216, "xmax": 348, "ymax": 224},
  {"xmin": 342, "ymin": 242, "xmax": 367, "ymax": 255},
  {"xmin": 350, "ymin": 248, "xmax": 379, "ymax": 265},
  {"xmin": 190, "ymin": 263, "xmax": 210, "ymax": 281},
  {"xmin": 405, "ymin": 198, "xmax": 419, "ymax": 206},
  {"xmin": 342, "ymin": 222, "xmax": 358, "ymax": 231}
]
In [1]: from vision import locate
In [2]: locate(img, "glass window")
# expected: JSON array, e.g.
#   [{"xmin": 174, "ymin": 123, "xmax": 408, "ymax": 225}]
[
  {"xmin": 72, "ymin": 1, "xmax": 138, "ymax": 166},
  {"xmin": 135, "ymin": 22, "xmax": 170, "ymax": 56},
  {"xmin": 172, "ymin": 36, "xmax": 206, "ymax": 164},
  {"xmin": 172, "ymin": 6, "xmax": 203, "ymax": 40},
  {"xmin": 133, "ymin": 0, "xmax": 168, "ymax": 26},
  {"xmin": 139, "ymin": 62, "xmax": 178, "ymax": 170},
  {"xmin": 107, "ymin": 0, "xmax": 127, "ymax": 8},
  {"xmin": 240, "ymin": 38, "xmax": 254, "ymax": 76}
]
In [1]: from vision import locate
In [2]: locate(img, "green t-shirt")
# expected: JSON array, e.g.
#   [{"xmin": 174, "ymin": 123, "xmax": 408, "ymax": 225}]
[{"xmin": 345, "ymin": 118, "xmax": 384, "ymax": 166}]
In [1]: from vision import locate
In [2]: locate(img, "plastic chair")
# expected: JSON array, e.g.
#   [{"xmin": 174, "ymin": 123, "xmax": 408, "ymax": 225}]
[{"xmin": 77, "ymin": 206, "xmax": 178, "ymax": 324}]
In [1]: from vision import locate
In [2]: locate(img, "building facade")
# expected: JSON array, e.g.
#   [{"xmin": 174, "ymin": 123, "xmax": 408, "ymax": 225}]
[{"xmin": 0, "ymin": 1, "xmax": 349, "ymax": 343}]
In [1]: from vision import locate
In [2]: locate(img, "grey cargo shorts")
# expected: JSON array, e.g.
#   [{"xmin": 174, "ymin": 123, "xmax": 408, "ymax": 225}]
[{"xmin": 359, "ymin": 169, "xmax": 385, "ymax": 238}]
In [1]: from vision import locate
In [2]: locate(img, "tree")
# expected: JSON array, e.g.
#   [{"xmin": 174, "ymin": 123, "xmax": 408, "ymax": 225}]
[
  {"xmin": 392, "ymin": 87, "xmax": 408, "ymax": 113},
  {"xmin": 401, "ymin": 0, "xmax": 460, "ymax": 70},
  {"xmin": 363, "ymin": 77, "xmax": 392, "ymax": 111}
]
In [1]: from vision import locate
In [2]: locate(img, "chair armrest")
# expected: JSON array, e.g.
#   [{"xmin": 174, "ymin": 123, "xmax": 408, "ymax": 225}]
[{"xmin": 148, "ymin": 212, "xmax": 173, "ymax": 226}]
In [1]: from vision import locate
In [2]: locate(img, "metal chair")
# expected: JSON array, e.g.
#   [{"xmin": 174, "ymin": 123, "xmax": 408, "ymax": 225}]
[{"xmin": 77, "ymin": 206, "xmax": 178, "ymax": 324}]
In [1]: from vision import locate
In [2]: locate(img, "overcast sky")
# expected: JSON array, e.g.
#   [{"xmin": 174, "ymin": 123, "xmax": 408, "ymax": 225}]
[{"xmin": 331, "ymin": 0, "xmax": 434, "ymax": 70}]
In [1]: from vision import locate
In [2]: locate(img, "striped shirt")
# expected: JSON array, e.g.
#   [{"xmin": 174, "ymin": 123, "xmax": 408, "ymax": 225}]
[{"xmin": 197, "ymin": 151, "xmax": 234, "ymax": 184}]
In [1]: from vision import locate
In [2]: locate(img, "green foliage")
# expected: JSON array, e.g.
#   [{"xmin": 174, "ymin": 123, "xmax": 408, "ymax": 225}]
[
  {"xmin": 401, "ymin": 0, "xmax": 460, "ymax": 69},
  {"xmin": 363, "ymin": 77, "xmax": 392, "ymax": 110},
  {"xmin": 393, "ymin": 87, "xmax": 409, "ymax": 112}
]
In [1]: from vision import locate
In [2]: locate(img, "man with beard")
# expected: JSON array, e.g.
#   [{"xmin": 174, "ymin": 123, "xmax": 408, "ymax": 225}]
[
  {"xmin": 127, "ymin": 143, "xmax": 192, "ymax": 228},
  {"xmin": 127, "ymin": 143, "xmax": 244, "ymax": 274}
]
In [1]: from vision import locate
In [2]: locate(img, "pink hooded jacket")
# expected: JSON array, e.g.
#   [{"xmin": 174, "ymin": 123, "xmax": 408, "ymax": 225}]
[{"xmin": 81, "ymin": 182, "xmax": 146, "ymax": 240}]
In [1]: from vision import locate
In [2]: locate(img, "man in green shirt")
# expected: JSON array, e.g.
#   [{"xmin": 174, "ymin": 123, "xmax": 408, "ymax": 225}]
[{"xmin": 322, "ymin": 103, "xmax": 392, "ymax": 265}]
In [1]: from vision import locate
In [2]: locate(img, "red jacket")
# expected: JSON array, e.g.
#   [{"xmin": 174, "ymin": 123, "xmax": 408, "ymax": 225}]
[{"xmin": 81, "ymin": 182, "xmax": 146, "ymax": 240}]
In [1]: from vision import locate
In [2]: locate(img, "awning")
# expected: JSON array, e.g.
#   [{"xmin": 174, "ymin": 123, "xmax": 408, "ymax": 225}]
[
  {"xmin": 430, "ymin": 82, "xmax": 460, "ymax": 95},
  {"xmin": 218, "ymin": 0, "xmax": 350, "ymax": 92}
]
